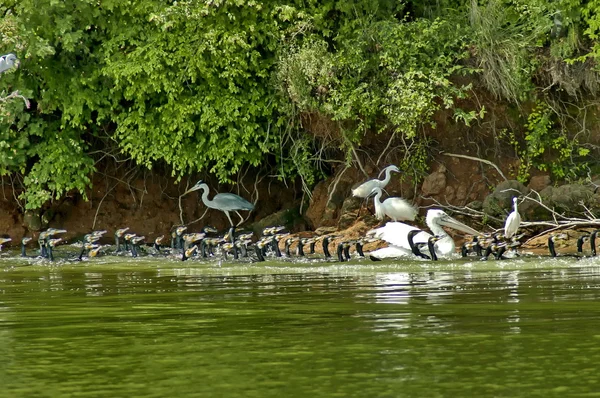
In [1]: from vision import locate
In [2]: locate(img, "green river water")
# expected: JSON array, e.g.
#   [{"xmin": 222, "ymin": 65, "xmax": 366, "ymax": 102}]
[{"xmin": 1, "ymin": 255, "xmax": 600, "ymax": 397}]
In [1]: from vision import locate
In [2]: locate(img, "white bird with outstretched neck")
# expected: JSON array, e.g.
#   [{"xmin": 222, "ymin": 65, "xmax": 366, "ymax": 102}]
[
  {"xmin": 371, "ymin": 187, "xmax": 417, "ymax": 222},
  {"xmin": 351, "ymin": 165, "xmax": 400, "ymax": 199},
  {"xmin": 367, "ymin": 209, "xmax": 480, "ymax": 260},
  {"xmin": 504, "ymin": 197, "xmax": 521, "ymax": 239}
]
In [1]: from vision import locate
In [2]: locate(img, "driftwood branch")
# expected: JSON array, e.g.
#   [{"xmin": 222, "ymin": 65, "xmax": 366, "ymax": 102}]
[
  {"xmin": 423, "ymin": 186, "xmax": 600, "ymax": 244},
  {"xmin": 500, "ymin": 188, "xmax": 600, "ymax": 243},
  {"xmin": 442, "ymin": 152, "xmax": 507, "ymax": 181},
  {"xmin": 178, "ymin": 179, "xmax": 191, "ymax": 225},
  {"xmin": 327, "ymin": 164, "xmax": 350, "ymax": 206},
  {"xmin": 186, "ymin": 208, "xmax": 209, "ymax": 227}
]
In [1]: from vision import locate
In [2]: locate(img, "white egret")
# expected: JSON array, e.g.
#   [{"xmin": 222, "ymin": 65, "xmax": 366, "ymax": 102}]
[
  {"xmin": 367, "ymin": 209, "xmax": 480, "ymax": 260},
  {"xmin": 351, "ymin": 165, "xmax": 400, "ymax": 198},
  {"xmin": 0, "ymin": 53, "xmax": 18, "ymax": 74},
  {"xmin": 372, "ymin": 187, "xmax": 417, "ymax": 222},
  {"xmin": 504, "ymin": 197, "xmax": 521, "ymax": 238}
]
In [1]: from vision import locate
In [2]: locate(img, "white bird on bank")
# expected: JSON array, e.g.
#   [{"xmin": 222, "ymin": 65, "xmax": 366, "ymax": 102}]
[
  {"xmin": 504, "ymin": 197, "xmax": 521, "ymax": 239},
  {"xmin": 351, "ymin": 165, "xmax": 400, "ymax": 199},
  {"xmin": 367, "ymin": 209, "xmax": 480, "ymax": 260},
  {"xmin": 372, "ymin": 187, "xmax": 417, "ymax": 222}
]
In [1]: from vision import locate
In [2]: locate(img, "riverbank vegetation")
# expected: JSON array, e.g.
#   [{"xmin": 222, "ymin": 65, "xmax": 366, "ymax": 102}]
[{"xmin": 1, "ymin": 0, "xmax": 600, "ymax": 213}]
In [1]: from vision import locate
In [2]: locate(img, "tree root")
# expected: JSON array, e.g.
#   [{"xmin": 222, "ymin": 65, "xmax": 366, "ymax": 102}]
[{"xmin": 442, "ymin": 152, "xmax": 507, "ymax": 181}]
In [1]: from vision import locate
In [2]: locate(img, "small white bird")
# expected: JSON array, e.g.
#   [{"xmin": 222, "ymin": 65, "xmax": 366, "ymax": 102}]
[
  {"xmin": 351, "ymin": 165, "xmax": 400, "ymax": 198},
  {"xmin": 0, "ymin": 53, "xmax": 18, "ymax": 74},
  {"xmin": 504, "ymin": 197, "xmax": 521, "ymax": 239},
  {"xmin": 372, "ymin": 187, "xmax": 417, "ymax": 222}
]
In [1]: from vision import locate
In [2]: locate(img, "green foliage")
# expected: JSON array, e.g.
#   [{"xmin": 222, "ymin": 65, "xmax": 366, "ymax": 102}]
[
  {"xmin": 278, "ymin": 16, "xmax": 470, "ymax": 141},
  {"xmin": 1, "ymin": 0, "xmax": 599, "ymax": 213},
  {"xmin": 0, "ymin": 0, "xmax": 100, "ymax": 209},
  {"xmin": 21, "ymin": 129, "xmax": 95, "ymax": 209},
  {"xmin": 103, "ymin": 0, "xmax": 286, "ymax": 182},
  {"xmin": 453, "ymin": 106, "xmax": 486, "ymax": 127},
  {"xmin": 468, "ymin": 0, "xmax": 550, "ymax": 103},
  {"xmin": 398, "ymin": 136, "xmax": 431, "ymax": 184},
  {"xmin": 502, "ymin": 101, "xmax": 590, "ymax": 183},
  {"xmin": 582, "ymin": 0, "xmax": 600, "ymax": 60}
]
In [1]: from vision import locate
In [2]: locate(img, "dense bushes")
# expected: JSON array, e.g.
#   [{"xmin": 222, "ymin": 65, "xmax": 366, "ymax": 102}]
[{"xmin": 1, "ymin": 0, "xmax": 600, "ymax": 210}]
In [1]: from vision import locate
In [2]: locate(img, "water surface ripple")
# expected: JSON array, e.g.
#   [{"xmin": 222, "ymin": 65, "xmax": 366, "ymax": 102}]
[{"xmin": 0, "ymin": 257, "xmax": 599, "ymax": 397}]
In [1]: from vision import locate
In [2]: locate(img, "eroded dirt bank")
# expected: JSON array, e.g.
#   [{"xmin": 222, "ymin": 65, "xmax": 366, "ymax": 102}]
[
  {"xmin": 0, "ymin": 151, "xmax": 539, "ymax": 249},
  {"xmin": 1, "ymin": 99, "xmax": 598, "ymax": 253}
]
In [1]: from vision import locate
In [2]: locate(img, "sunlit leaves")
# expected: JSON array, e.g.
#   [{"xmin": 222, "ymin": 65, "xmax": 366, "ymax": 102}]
[{"xmin": 21, "ymin": 129, "xmax": 95, "ymax": 209}]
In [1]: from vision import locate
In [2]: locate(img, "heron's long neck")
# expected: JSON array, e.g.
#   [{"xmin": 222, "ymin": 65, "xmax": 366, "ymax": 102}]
[
  {"xmin": 381, "ymin": 168, "xmax": 393, "ymax": 185},
  {"xmin": 513, "ymin": 200, "xmax": 518, "ymax": 213},
  {"xmin": 374, "ymin": 190, "xmax": 382, "ymax": 208},
  {"xmin": 373, "ymin": 190, "xmax": 384, "ymax": 218},
  {"xmin": 199, "ymin": 186, "xmax": 212, "ymax": 208}
]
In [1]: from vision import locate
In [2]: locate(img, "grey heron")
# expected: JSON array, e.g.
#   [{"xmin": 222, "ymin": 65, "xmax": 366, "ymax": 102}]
[
  {"xmin": 0, "ymin": 53, "xmax": 18, "ymax": 75},
  {"xmin": 504, "ymin": 197, "xmax": 521, "ymax": 238},
  {"xmin": 184, "ymin": 181, "xmax": 255, "ymax": 228},
  {"xmin": 352, "ymin": 165, "xmax": 400, "ymax": 198},
  {"xmin": 367, "ymin": 209, "xmax": 480, "ymax": 260},
  {"xmin": 371, "ymin": 187, "xmax": 417, "ymax": 222}
]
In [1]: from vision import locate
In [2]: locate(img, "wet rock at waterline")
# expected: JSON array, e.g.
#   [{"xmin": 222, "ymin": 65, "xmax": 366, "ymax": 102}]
[
  {"xmin": 540, "ymin": 184, "xmax": 599, "ymax": 214},
  {"xmin": 337, "ymin": 196, "xmax": 362, "ymax": 230},
  {"xmin": 23, "ymin": 210, "xmax": 42, "ymax": 231},
  {"xmin": 251, "ymin": 206, "xmax": 306, "ymax": 235},
  {"xmin": 528, "ymin": 174, "xmax": 551, "ymax": 192},
  {"xmin": 482, "ymin": 180, "xmax": 531, "ymax": 218},
  {"xmin": 421, "ymin": 167, "xmax": 447, "ymax": 196}
]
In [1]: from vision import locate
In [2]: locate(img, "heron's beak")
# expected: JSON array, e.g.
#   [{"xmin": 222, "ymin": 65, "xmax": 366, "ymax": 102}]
[
  {"xmin": 377, "ymin": 166, "xmax": 400, "ymax": 178},
  {"xmin": 439, "ymin": 215, "xmax": 480, "ymax": 235},
  {"xmin": 183, "ymin": 180, "xmax": 204, "ymax": 195}
]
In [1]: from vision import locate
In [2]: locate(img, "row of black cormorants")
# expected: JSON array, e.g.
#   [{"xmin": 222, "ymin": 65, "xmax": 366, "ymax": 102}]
[{"xmin": 6, "ymin": 224, "xmax": 600, "ymax": 263}]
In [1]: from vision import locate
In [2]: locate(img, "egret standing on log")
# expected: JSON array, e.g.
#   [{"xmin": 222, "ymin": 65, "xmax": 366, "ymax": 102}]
[
  {"xmin": 504, "ymin": 197, "xmax": 521, "ymax": 239},
  {"xmin": 184, "ymin": 181, "xmax": 255, "ymax": 227},
  {"xmin": 0, "ymin": 54, "xmax": 18, "ymax": 75},
  {"xmin": 352, "ymin": 165, "xmax": 400, "ymax": 199},
  {"xmin": 372, "ymin": 187, "xmax": 417, "ymax": 222}
]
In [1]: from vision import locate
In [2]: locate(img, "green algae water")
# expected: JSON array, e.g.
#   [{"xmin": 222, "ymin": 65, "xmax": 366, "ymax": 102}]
[{"xmin": 1, "ymin": 256, "xmax": 600, "ymax": 397}]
